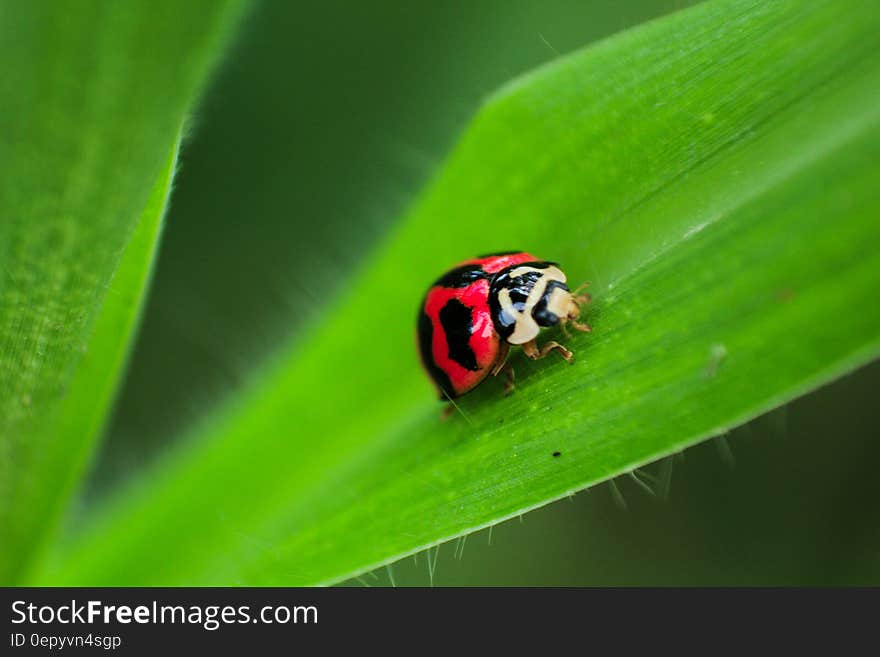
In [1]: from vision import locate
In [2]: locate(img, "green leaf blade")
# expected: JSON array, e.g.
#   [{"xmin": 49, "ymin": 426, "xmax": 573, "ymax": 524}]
[{"xmin": 39, "ymin": 0, "xmax": 880, "ymax": 585}]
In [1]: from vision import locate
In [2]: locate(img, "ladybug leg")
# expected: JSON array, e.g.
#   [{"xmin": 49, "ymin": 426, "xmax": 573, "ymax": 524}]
[
  {"xmin": 489, "ymin": 342, "xmax": 516, "ymax": 395},
  {"xmin": 490, "ymin": 341, "xmax": 510, "ymax": 376},
  {"xmin": 499, "ymin": 362, "xmax": 516, "ymax": 395},
  {"xmin": 441, "ymin": 404, "xmax": 455, "ymax": 420},
  {"xmin": 523, "ymin": 339, "xmax": 574, "ymax": 363}
]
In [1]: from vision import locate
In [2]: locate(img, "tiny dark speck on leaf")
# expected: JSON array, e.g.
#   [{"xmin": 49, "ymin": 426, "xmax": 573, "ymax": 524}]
[{"xmin": 552, "ymin": 451, "xmax": 561, "ymax": 458}]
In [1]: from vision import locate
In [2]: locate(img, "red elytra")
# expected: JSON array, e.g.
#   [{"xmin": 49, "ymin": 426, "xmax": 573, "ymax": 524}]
[
  {"xmin": 421, "ymin": 277, "xmax": 498, "ymax": 397},
  {"xmin": 458, "ymin": 252, "xmax": 537, "ymax": 274},
  {"xmin": 417, "ymin": 252, "xmax": 535, "ymax": 398}
]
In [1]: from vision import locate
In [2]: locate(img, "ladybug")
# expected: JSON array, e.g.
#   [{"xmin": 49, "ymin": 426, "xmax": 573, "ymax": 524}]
[{"xmin": 417, "ymin": 251, "xmax": 592, "ymax": 399}]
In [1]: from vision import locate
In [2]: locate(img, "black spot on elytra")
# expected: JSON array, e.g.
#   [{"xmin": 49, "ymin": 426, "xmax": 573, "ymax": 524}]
[
  {"xmin": 417, "ymin": 309, "xmax": 455, "ymax": 399},
  {"xmin": 433, "ymin": 264, "xmax": 486, "ymax": 288},
  {"xmin": 477, "ymin": 250, "xmax": 522, "ymax": 258},
  {"xmin": 439, "ymin": 298, "xmax": 479, "ymax": 371},
  {"xmin": 552, "ymin": 451, "xmax": 561, "ymax": 458}
]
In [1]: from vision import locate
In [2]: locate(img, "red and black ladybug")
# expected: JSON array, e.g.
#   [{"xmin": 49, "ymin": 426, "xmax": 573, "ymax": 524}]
[{"xmin": 417, "ymin": 251, "xmax": 592, "ymax": 399}]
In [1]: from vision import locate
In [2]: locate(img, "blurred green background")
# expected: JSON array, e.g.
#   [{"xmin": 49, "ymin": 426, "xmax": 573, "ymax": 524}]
[{"xmin": 84, "ymin": 0, "xmax": 879, "ymax": 585}]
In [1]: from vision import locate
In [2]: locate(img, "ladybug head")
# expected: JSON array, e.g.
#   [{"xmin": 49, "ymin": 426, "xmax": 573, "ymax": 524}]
[{"xmin": 488, "ymin": 261, "xmax": 588, "ymax": 345}]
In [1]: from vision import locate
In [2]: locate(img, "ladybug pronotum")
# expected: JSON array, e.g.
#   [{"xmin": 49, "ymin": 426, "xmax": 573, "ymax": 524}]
[{"xmin": 417, "ymin": 251, "xmax": 591, "ymax": 399}]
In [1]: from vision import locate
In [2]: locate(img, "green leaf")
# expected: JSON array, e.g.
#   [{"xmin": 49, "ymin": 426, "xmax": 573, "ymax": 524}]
[
  {"xmin": 0, "ymin": 1, "xmax": 246, "ymax": 583},
  {"xmin": 38, "ymin": 0, "xmax": 880, "ymax": 585}
]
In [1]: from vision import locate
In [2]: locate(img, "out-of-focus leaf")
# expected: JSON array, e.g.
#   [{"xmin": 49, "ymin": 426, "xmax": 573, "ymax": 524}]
[{"xmin": 0, "ymin": 0, "xmax": 246, "ymax": 583}]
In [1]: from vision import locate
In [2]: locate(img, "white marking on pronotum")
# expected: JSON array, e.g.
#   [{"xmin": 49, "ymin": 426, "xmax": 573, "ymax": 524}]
[{"xmin": 507, "ymin": 264, "xmax": 566, "ymax": 282}]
